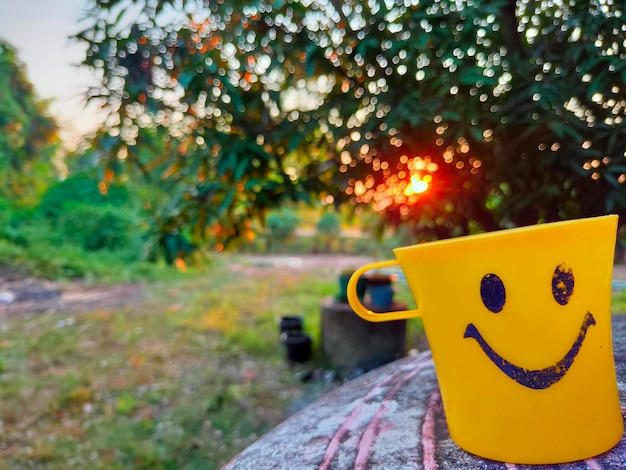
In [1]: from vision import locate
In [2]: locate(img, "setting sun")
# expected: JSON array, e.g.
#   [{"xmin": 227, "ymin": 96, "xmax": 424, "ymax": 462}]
[
  {"xmin": 404, "ymin": 173, "xmax": 431, "ymax": 196},
  {"xmin": 347, "ymin": 155, "xmax": 439, "ymax": 212}
]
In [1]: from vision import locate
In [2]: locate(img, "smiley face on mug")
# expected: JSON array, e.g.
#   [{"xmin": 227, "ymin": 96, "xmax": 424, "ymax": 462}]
[{"xmin": 463, "ymin": 263, "xmax": 595, "ymax": 390}]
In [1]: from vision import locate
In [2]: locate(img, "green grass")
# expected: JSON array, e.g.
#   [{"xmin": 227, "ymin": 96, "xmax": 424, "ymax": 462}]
[
  {"xmin": 3, "ymin": 251, "xmax": 625, "ymax": 467},
  {"xmin": 612, "ymin": 289, "xmax": 626, "ymax": 314},
  {"xmin": 1, "ymin": 254, "xmax": 428, "ymax": 469},
  {"xmin": 0, "ymin": 236, "xmax": 167, "ymax": 284}
]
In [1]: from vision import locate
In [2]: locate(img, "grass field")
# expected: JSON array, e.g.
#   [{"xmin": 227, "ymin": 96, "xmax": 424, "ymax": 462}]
[{"xmin": 0, "ymin": 253, "xmax": 424, "ymax": 469}]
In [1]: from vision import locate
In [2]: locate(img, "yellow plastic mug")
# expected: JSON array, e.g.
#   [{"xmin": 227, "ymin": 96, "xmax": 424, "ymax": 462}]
[{"xmin": 347, "ymin": 215, "xmax": 623, "ymax": 464}]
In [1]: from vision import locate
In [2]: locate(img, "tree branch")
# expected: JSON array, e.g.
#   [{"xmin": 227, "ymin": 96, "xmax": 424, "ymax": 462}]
[{"xmin": 499, "ymin": 0, "xmax": 524, "ymax": 56}]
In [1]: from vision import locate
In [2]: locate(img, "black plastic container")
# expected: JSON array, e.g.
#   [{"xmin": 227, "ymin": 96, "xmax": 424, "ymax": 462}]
[
  {"xmin": 283, "ymin": 331, "xmax": 312, "ymax": 363},
  {"xmin": 279, "ymin": 315, "xmax": 304, "ymax": 335}
]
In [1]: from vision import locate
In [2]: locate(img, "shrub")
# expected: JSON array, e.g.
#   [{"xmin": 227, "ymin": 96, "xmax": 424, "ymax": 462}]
[
  {"xmin": 265, "ymin": 208, "xmax": 300, "ymax": 250},
  {"xmin": 39, "ymin": 173, "xmax": 130, "ymax": 222},
  {"xmin": 316, "ymin": 211, "xmax": 341, "ymax": 237},
  {"xmin": 0, "ymin": 226, "xmax": 28, "ymax": 247},
  {"xmin": 314, "ymin": 211, "xmax": 342, "ymax": 253},
  {"xmin": 0, "ymin": 197, "xmax": 29, "ymax": 247},
  {"xmin": 58, "ymin": 203, "xmax": 142, "ymax": 254}
]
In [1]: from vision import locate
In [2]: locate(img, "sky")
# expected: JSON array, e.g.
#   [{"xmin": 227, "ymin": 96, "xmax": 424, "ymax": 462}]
[{"xmin": 0, "ymin": 0, "xmax": 104, "ymax": 149}]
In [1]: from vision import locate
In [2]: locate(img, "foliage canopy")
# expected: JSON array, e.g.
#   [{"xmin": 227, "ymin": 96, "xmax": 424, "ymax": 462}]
[
  {"xmin": 76, "ymin": 0, "xmax": 626, "ymax": 243},
  {"xmin": 0, "ymin": 40, "xmax": 60, "ymax": 203}
]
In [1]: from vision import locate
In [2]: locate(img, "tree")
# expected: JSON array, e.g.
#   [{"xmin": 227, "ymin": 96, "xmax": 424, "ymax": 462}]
[
  {"xmin": 76, "ymin": 0, "xmax": 626, "ymax": 245},
  {"xmin": 0, "ymin": 40, "xmax": 60, "ymax": 203}
]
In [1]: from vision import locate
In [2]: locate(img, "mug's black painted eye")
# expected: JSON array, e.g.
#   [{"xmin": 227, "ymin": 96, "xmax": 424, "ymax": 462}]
[
  {"xmin": 480, "ymin": 273, "xmax": 506, "ymax": 313},
  {"xmin": 552, "ymin": 264, "xmax": 574, "ymax": 305}
]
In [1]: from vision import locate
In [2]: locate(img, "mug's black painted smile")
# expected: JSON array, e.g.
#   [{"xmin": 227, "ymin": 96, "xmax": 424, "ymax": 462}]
[
  {"xmin": 464, "ymin": 312, "xmax": 595, "ymax": 389},
  {"xmin": 465, "ymin": 265, "xmax": 592, "ymax": 389}
]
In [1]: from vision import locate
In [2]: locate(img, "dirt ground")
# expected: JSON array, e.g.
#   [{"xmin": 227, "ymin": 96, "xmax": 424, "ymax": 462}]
[
  {"xmin": 0, "ymin": 278, "xmax": 145, "ymax": 316},
  {"xmin": 2, "ymin": 255, "xmax": 625, "ymax": 316},
  {"xmin": 0, "ymin": 255, "xmax": 373, "ymax": 316}
]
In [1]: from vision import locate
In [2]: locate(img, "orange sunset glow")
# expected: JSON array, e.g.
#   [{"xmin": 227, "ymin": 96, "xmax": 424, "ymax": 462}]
[
  {"xmin": 404, "ymin": 173, "xmax": 432, "ymax": 196},
  {"xmin": 348, "ymin": 155, "xmax": 438, "ymax": 213}
]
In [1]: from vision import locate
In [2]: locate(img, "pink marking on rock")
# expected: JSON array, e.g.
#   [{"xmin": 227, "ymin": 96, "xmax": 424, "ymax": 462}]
[
  {"xmin": 421, "ymin": 390, "xmax": 440, "ymax": 470},
  {"xmin": 585, "ymin": 459, "xmax": 603, "ymax": 470},
  {"xmin": 318, "ymin": 370, "xmax": 402, "ymax": 470},
  {"xmin": 319, "ymin": 354, "xmax": 432, "ymax": 470},
  {"xmin": 353, "ymin": 357, "xmax": 434, "ymax": 468}
]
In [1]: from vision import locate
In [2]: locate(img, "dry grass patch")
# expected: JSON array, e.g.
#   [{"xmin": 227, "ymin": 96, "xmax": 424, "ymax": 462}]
[{"xmin": 0, "ymin": 255, "xmax": 343, "ymax": 469}]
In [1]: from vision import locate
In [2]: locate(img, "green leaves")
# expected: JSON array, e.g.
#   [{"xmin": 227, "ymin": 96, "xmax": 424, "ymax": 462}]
[
  {"xmin": 0, "ymin": 40, "xmax": 60, "ymax": 175},
  {"xmin": 73, "ymin": 0, "xmax": 626, "ymax": 247}
]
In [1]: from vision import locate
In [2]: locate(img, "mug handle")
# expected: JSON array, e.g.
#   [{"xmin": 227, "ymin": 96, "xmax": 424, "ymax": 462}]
[{"xmin": 347, "ymin": 259, "xmax": 422, "ymax": 322}]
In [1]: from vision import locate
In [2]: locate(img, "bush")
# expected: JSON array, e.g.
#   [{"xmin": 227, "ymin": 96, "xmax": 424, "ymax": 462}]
[
  {"xmin": 39, "ymin": 173, "xmax": 130, "ymax": 222},
  {"xmin": 0, "ymin": 226, "xmax": 28, "ymax": 247},
  {"xmin": 0, "ymin": 236, "xmax": 159, "ymax": 282},
  {"xmin": 316, "ymin": 211, "xmax": 341, "ymax": 236},
  {"xmin": 58, "ymin": 203, "xmax": 142, "ymax": 254},
  {"xmin": 0, "ymin": 197, "xmax": 30, "ymax": 247},
  {"xmin": 265, "ymin": 208, "xmax": 300, "ymax": 250},
  {"xmin": 0, "ymin": 178, "xmax": 175, "ymax": 281},
  {"xmin": 315, "ymin": 211, "xmax": 342, "ymax": 253}
]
